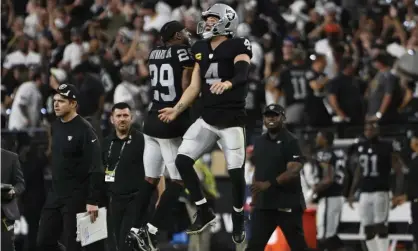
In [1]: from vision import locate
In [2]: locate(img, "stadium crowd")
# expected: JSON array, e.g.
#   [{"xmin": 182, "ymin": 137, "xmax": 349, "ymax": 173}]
[
  {"xmin": 1, "ymin": 0, "xmax": 418, "ymax": 251},
  {"xmin": 2, "ymin": 0, "xmax": 417, "ymax": 135}
]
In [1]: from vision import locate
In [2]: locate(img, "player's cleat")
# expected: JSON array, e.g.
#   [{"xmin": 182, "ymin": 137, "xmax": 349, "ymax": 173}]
[
  {"xmin": 186, "ymin": 207, "xmax": 216, "ymax": 235},
  {"xmin": 126, "ymin": 228, "xmax": 149, "ymax": 251},
  {"xmin": 232, "ymin": 211, "xmax": 246, "ymax": 244}
]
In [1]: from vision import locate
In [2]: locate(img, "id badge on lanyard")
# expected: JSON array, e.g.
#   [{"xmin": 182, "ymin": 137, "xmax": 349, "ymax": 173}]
[
  {"xmin": 105, "ymin": 168, "xmax": 115, "ymax": 182},
  {"xmin": 105, "ymin": 136, "xmax": 130, "ymax": 183}
]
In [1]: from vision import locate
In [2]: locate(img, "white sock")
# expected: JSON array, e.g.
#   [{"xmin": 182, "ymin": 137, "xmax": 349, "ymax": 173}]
[
  {"xmin": 147, "ymin": 223, "xmax": 158, "ymax": 235},
  {"xmin": 233, "ymin": 207, "xmax": 243, "ymax": 213},
  {"xmin": 366, "ymin": 237, "xmax": 379, "ymax": 251},
  {"xmin": 376, "ymin": 237, "xmax": 389, "ymax": 251},
  {"xmin": 195, "ymin": 198, "xmax": 207, "ymax": 206}
]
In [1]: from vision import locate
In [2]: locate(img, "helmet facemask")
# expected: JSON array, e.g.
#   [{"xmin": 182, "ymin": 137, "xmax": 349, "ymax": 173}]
[{"xmin": 196, "ymin": 7, "xmax": 236, "ymax": 39}]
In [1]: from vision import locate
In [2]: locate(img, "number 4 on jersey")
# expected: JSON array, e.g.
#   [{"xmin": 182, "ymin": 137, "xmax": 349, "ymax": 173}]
[{"xmin": 244, "ymin": 39, "xmax": 251, "ymax": 51}]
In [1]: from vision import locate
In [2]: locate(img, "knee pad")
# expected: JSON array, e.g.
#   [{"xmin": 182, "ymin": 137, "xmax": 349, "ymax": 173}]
[
  {"xmin": 375, "ymin": 223, "xmax": 389, "ymax": 238},
  {"xmin": 364, "ymin": 225, "xmax": 376, "ymax": 240},
  {"xmin": 175, "ymin": 154, "xmax": 195, "ymax": 172}
]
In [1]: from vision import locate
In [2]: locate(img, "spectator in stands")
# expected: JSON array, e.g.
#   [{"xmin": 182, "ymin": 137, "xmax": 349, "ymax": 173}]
[
  {"xmin": 2, "ymin": 36, "xmax": 41, "ymax": 76},
  {"xmin": 60, "ymin": 27, "xmax": 84, "ymax": 70},
  {"xmin": 71, "ymin": 61, "xmax": 105, "ymax": 141},
  {"xmin": 305, "ymin": 54, "xmax": 332, "ymax": 127},
  {"xmin": 277, "ymin": 49, "xmax": 310, "ymax": 126},
  {"xmin": 327, "ymin": 57, "xmax": 364, "ymax": 124},
  {"xmin": 314, "ymin": 23, "xmax": 344, "ymax": 79},
  {"xmin": 8, "ymin": 65, "xmax": 43, "ymax": 130},
  {"xmin": 141, "ymin": 0, "xmax": 170, "ymax": 32},
  {"xmin": 49, "ymin": 29, "xmax": 68, "ymax": 68},
  {"xmin": 1, "ymin": 85, "xmax": 7, "ymax": 128},
  {"xmin": 245, "ymin": 64, "xmax": 265, "ymax": 146},
  {"xmin": 366, "ymin": 53, "xmax": 403, "ymax": 124},
  {"xmin": 114, "ymin": 64, "xmax": 150, "ymax": 127}
]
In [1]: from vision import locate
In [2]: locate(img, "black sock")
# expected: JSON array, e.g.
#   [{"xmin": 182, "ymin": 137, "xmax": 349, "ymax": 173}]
[
  {"xmin": 228, "ymin": 168, "xmax": 245, "ymax": 210},
  {"xmin": 133, "ymin": 180, "xmax": 156, "ymax": 227},
  {"xmin": 175, "ymin": 154, "xmax": 205, "ymax": 203},
  {"xmin": 150, "ymin": 182, "xmax": 184, "ymax": 229}
]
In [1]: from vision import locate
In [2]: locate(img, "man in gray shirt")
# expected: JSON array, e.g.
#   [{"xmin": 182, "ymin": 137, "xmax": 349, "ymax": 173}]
[{"xmin": 367, "ymin": 53, "xmax": 402, "ymax": 124}]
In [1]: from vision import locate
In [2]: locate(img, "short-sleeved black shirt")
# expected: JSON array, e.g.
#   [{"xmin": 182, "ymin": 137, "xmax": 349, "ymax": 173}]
[{"xmin": 252, "ymin": 129, "xmax": 305, "ymax": 210}]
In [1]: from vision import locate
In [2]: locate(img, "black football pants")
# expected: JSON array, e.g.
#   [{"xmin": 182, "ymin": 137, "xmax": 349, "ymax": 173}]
[
  {"xmin": 36, "ymin": 192, "xmax": 104, "ymax": 251},
  {"xmin": 109, "ymin": 193, "xmax": 137, "ymax": 251},
  {"xmin": 246, "ymin": 209, "xmax": 309, "ymax": 251}
]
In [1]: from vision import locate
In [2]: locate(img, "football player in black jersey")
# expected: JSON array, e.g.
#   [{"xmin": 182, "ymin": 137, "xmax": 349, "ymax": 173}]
[
  {"xmin": 158, "ymin": 3, "xmax": 252, "ymax": 243},
  {"xmin": 310, "ymin": 131, "xmax": 345, "ymax": 251},
  {"xmin": 347, "ymin": 123, "xmax": 404, "ymax": 251},
  {"xmin": 125, "ymin": 21, "xmax": 194, "ymax": 251}
]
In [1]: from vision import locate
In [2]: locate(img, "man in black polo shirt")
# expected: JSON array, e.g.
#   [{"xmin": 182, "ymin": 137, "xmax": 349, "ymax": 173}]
[
  {"xmin": 37, "ymin": 84, "xmax": 104, "ymax": 251},
  {"xmin": 103, "ymin": 102, "xmax": 145, "ymax": 251},
  {"xmin": 246, "ymin": 104, "xmax": 309, "ymax": 251}
]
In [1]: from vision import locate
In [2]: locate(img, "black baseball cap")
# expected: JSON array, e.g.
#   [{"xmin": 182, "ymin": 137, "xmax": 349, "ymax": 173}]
[
  {"xmin": 372, "ymin": 52, "xmax": 393, "ymax": 66},
  {"xmin": 160, "ymin": 21, "xmax": 185, "ymax": 42},
  {"xmin": 263, "ymin": 104, "xmax": 285, "ymax": 116},
  {"xmin": 56, "ymin": 84, "xmax": 79, "ymax": 101}
]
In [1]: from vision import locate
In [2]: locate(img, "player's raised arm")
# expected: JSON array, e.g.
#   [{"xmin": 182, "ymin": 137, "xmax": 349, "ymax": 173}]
[{"xmin": 158, "ymin": 62, "xmax": 201, "ymax": 123}]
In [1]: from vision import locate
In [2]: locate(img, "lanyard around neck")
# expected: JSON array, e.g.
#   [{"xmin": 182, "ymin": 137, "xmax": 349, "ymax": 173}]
[{"xmin": 107, "ymin": 134, "xmax": 131, "ymax": 172}]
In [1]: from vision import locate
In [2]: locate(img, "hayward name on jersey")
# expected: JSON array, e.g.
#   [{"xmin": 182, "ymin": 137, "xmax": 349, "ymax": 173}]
[
  {"xmin": 192, "ymin": 37, "xmax": 253, "ymax": 127},
  {"xmin": 143, "ymin": 44, "xmax": 194, "ymax": 138}
]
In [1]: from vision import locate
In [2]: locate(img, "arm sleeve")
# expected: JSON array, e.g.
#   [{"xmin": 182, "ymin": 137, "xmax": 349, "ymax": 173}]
[
  {"xmin": 12, "ymin": 154, "xmax": 25, "ymax": 196},
  {"xmin": 82, "ymin": 128, "xmax": 105, "ymax": 205}
]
